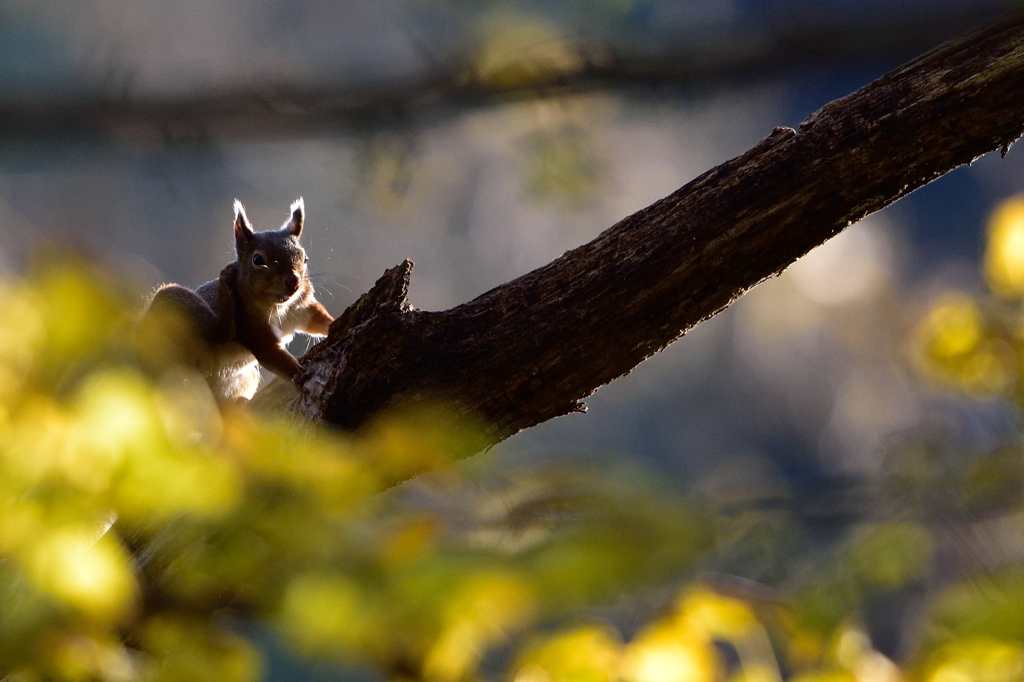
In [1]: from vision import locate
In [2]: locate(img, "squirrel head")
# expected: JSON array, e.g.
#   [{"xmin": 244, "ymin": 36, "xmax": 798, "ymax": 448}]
[{"xmin": 232, "ymin": 198, "xmax": 311, "ymax": 307}]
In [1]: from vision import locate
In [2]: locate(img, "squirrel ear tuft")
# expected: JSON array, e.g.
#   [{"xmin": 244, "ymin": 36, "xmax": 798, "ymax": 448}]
[
  {"xmin": 234, "ymin": 200, "xmax": 254, "ymax": 246},
  {"xmin": 286, "ymin": 197, "xmax": 304, "ymax": 237}
]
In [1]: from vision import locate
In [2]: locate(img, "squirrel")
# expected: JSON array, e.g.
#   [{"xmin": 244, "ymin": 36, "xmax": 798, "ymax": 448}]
[{"xmin": 138, "ymin": 198, "xmax": 333, "ymax": 402}]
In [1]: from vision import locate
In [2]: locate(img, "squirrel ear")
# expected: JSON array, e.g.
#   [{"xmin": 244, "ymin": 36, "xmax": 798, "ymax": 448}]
[
  {"xmin": 285, "ymin": 197, "xmax": 304, "ymax": 237},
  {"xmin": 233, "ymin": 200, "xmax": 254, "ymax": 247}
]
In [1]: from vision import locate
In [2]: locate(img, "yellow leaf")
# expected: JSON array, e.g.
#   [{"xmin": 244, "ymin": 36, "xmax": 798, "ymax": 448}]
[{"xmin": 984, "ymin": 197, "xmax": 1024, "ymax": 296}]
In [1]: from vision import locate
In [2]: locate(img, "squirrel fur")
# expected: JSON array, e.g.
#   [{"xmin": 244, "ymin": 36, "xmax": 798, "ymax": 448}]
[{"xmin": 139, "ymin": 198, "xmax": 333, "ymax": 402}]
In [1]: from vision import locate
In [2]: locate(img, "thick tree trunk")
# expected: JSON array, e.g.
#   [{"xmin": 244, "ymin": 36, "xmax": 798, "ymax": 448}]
[{"xmin": 280, "ymin": 12, "xmax": 1024, "ymax": 444}]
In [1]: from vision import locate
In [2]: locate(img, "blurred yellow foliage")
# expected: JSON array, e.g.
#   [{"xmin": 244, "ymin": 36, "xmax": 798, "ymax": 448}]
[
  {"xmin": 49, "ymin": 633, "xmax": 137, "ymax": 682},
  {"xmin": 515, "ymin": 625, "xmax": 623, "ymax": 682},
  {"xmin": 280, "ymin": 572, "xmax": 386, "ymax": 658},
  {"xmin": 621, "ymin": 621, "xmax": 716, "ymax": 682},
  {"xmin": 142, "ymin": 615, "xmax": 262, "ymax": 682},
  {"xmin": 0, "ymin": 281, "xmax": 44, "ymax": 378},
  {"xmin": 512, "ymin": 587, "xmax": 782, "ymax": 682},
  {"xmin": 2, "ymin": 217, "xmax": 1023, "ymax": 682},
  {"xmin": 913, "ymin": 292, "xmax": 1014, "ymax": 396},
  {"xmin": 984, "ymin": 197, "xmax": 1024, "ymax": 297},
  {"xmin": 27, "ymin": 529, "xmax": 137, "ymax": 623},
  {"xmin": 425, "ymin": 572, "xmax": 536, "ymax": 681},
  {"xmin": 618, "ymin": 587, "xmax": 776, "ymax": 682},
  {"xmin": 475, "ymin": 18, "xmax": 583, "ymax": 88},
  {"xmin": 0, "ymin": 255, "xmax": 730, "ymax": 681},
  {"xmin": 789, "ymin": 671, "xmax": 856, "ymax": 682},
  {"xmin": 909, "ymin": 196, "xmax": 1024, "ymax": 401},
  {"xmin": 0, "ymin": 258, "xmax": 483, "ymax": 678},
  {"xmin": 676, "ymin": 588, "xmax": 759, "ymax": 640},
  {"xmin": 925, "ymin": 638, "xmax": 1024, "ymax": 682},
  {"xmin": 846, "ymin": 523, "xmax": 931, "ymax": 590},
  {"xmin": 916, "ymin": 293, "xmax": 983, "ymax": 360}
]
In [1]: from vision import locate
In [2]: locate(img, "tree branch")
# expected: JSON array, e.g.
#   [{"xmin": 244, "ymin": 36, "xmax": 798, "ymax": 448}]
[{"xmin": 283, "ymin": 12, "xmax": 1024, "ymax": 445}]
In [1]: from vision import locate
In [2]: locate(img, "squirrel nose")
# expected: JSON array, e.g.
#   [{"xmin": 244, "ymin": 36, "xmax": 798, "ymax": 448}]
[{"xmin": 285, "ymin": 273, "xmax": 300, "ymax": 293}]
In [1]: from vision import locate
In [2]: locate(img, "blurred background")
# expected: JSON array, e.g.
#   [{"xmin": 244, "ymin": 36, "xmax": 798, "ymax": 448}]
[{"xmin": 4, "ymin": 0, "xmax": 1024, "ymax": 680}]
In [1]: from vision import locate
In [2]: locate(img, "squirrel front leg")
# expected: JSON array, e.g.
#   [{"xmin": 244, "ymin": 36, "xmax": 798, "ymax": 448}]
[
  {"xmin": 252, "ymin": 344, "xmax": 303, "ymax": 382},
  {"xmin": 243, "ymin": 325, "xmax": 303, "ymax": 382},
  {"xmin": 298, "ymin": 300, "xmax": 333, "ymax": 336}
]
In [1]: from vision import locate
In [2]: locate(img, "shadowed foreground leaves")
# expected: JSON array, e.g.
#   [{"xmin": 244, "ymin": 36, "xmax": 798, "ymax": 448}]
[
  {"xmin": 3, "ymin": 224, "xmax": 1024, "ymax": 682},
  {"xmin": 0, "ymin": 256, "xmax": 717, "ymax": 681}
]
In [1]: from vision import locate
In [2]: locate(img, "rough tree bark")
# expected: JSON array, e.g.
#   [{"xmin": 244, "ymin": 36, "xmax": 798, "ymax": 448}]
[{"xmin": 274, "ymin": 12, "xmax": 1024, "ymax": 447}]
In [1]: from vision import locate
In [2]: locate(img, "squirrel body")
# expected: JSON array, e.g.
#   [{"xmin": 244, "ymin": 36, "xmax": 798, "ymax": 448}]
[{"xmin": 140, "ymin": 198, "xmax": 333, "ymax": 402}]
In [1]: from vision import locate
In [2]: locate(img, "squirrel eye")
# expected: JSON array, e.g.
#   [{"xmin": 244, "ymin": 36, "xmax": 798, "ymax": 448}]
[
  {"xmin": 252, "ymin": 253, "xmax": 266, "ymax": 266},
  {"xmin": 303, "ymin": 255, "xmax": 309, "ymax": 264}
]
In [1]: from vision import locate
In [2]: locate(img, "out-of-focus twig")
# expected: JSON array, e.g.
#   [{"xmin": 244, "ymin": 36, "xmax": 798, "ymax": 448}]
[{"xmin": 0, "ymin": 4, "xmax": 1006, "ymax": 140}]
